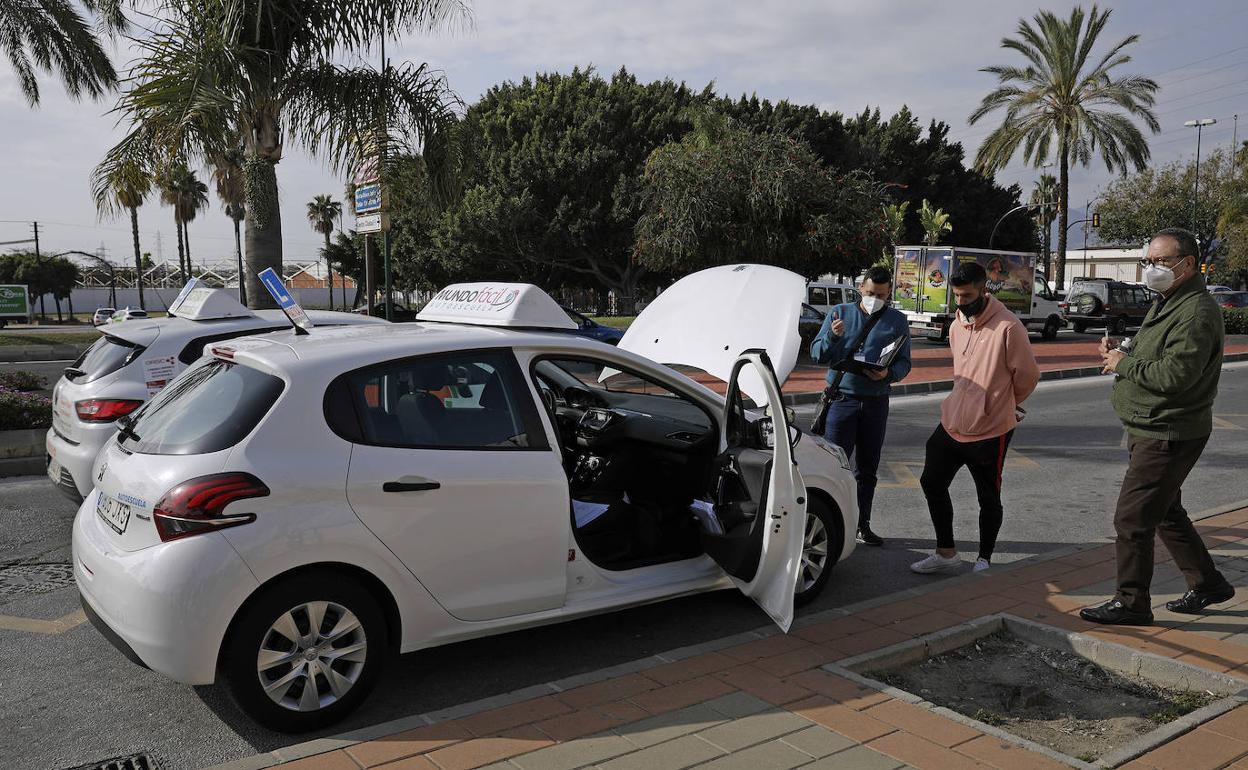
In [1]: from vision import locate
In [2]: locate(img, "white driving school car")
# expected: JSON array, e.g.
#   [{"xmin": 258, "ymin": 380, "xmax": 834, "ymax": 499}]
[
  {"xmin": 72, "ymin": 265, "xmax": 857, "ymax": 731},
  {"xmin": 48, "ymin": 286, "xmax": 388, "ymax": 501}
]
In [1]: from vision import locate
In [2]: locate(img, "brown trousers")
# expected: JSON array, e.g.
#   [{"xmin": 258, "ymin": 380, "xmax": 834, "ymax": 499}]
[{"xmin": 1114, "ymin": 434, "xmax": 1228, "ymax": 611}]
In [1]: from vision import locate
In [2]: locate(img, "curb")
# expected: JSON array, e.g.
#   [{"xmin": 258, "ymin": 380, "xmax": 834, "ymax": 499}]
[
  {"xmin": 0, "ymin": 344, "xmax": 91, "ymax": 363},
  {"xmin": 202, "ymin": 498, "xmax": 1248, "ymax": 770},
  {"xmin": 782, "ymin": 350, "xmax": 1248, "ymax": 406}
]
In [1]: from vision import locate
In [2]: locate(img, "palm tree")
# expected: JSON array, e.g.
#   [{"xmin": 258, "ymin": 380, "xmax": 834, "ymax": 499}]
[
  {"xmin": 918, "ymin": 199, "xmax": 952, "ymax": 246},
  {"xmin": 307, "ymin": 195, "xmax": 343, "ymax": 310},
  {"xmin": 969, "ymin": 5, "xmax": 1159, "ymax": 288},
  {"xmin": 157, "ymin": 164, "xmax": 209, "ymax": 283},
  {"xmin": 1030, "ymin": 174, "xmax": 1058, "ymax": 280},
  {"xmin": 1, "ymin": 0, "xmax": 122, "ymax": 106},
  {"xmin": 108, "ymin": 0, "xmax": 466, "ymax": 308},
  {"xmin": 882, "ymin": 201, "xmax": 909, "ymax": 255},
  {"xmin": 212, "ymin": 149, "xmax": 247, "ymax": 303},
  {"xmin": 91, "ymin": 140, "xmax": 152, "ymax": 309}
]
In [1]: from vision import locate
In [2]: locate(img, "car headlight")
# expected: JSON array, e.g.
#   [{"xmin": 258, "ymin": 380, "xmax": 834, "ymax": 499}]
[{"xmin": 810, "ymin": 435, "xmax": 852, "ymax": 471}]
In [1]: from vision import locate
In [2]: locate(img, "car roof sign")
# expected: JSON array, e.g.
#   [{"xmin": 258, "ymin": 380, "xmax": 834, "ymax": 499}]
[
  {"xmin": 416, "ymin": 282, "xmax": 577, "ymax": 329},
  {"xmin": 257, "ymin": 267, "xmax": 314, "ymax": 334},
  {"xmin": 168, "ymin": 280, "xmax": 258, "ymax": 321}
]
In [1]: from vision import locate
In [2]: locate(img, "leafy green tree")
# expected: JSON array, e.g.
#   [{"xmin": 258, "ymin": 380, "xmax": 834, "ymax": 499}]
[
  {"xmin": 105, "ymin": 0, "xmax": 464, "ymax": 308},
  {"xmin": 321, "ymin": 230, "xmax": 365, "ymax": 309},
  {"xmin": 1, "ymin": 0, "xmax": 121, "ymax": 106},
  {"xmin": 91, "ymin": 136, "xmax": 152, "ymax": 308},
  {"xmin": 883, "ymin": 201, "xmax": 909, "ymax": 255},
  {"xmin": 1097, "ymin": 150, "xmax": 1235, "ymax": 246},
  {"xmin": 918, "ymin": 199, "xmax": 952, "ymax": 246},
  {"xmin": 306, "ymin": 195, "xmax": 343, "ymax": 309},
  {"xmin": 969, "ymin": 5, "xmax": 1159, "ymax": 288},
  {"xmin": 635, "ymin": 118, "xmax": 887, "ymax": 278}
]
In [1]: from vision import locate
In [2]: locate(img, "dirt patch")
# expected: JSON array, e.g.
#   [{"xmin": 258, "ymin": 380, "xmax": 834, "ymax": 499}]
[{"xmin": 876, "ymin": 633, "xmax": 1214, "ymax": 763}]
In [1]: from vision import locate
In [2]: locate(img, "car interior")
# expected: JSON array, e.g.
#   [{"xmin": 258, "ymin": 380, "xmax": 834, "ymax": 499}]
[{"xmin": 531, "ymin": 357, "xmax": 777, "ymax": 579}]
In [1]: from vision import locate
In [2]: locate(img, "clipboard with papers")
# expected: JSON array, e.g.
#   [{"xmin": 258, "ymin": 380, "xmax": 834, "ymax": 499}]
[{"xmin": 831, "ymin": 335, "xmax": 906, "ymax": 376}]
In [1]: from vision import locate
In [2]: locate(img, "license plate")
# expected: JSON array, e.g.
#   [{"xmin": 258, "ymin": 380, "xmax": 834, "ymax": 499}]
[{"xmin": 96, "ymin": 493, "xmax": 132, "ymax": 535}]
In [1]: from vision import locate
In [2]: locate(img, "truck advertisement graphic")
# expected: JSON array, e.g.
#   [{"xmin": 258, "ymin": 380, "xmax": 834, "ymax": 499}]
[{"xmin": 0, "ymin": 284, "xmax": 30, "ymax": 326}]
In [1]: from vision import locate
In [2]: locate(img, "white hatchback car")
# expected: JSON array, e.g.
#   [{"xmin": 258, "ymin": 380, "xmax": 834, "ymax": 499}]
[
  {"xmin": 49, "ymin": 287, "xmax": 388, "ymax": 501},
  {"xmin": 73, "ymin": 266, "xmax": 857, "ymax": 731},
  {"xmin": 91, "ymin": 307, "xmax": 116, "ymax": 326}
]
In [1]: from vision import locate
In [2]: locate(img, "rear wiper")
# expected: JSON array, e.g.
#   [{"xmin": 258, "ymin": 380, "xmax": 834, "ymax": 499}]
[{"xmin": 115, "ymin": 416, "xmax": 141, "ymax": 444}]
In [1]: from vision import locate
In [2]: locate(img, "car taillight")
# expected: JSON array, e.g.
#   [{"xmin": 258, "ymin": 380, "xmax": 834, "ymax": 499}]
[
  {"xmin": 153, "ymin": 472, "xmax": 270, "ymax": 542},
  {"xmin": 75, "ymin": 398, "xmax": 143, "ymax": 422}
]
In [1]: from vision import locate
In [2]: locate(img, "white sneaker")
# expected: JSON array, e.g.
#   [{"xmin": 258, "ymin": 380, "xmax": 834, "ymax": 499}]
[
  {"xmin": 973, "ymin": 557, "xmax": 991, "ymax": 572},
  {"xmin": 910, "ymin": 553, "xmax": 963, "ymax": 575}
]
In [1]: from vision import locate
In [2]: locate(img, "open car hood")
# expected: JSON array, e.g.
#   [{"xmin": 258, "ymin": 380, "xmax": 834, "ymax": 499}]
[{"xmin": 617, "ymin": 264, "xmax": 805, "ymax": 403}]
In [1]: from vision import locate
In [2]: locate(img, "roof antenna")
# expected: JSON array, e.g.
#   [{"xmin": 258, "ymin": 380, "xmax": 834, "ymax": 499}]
[{"xmin": 257, "ymin": 268, "xmax": 314, "ymax": 335}]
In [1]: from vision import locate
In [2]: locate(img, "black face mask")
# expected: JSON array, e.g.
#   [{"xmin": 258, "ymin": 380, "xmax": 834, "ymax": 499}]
[{"xmin": 957, "ymin": 294, "xmax": 987, "ymax": 318}]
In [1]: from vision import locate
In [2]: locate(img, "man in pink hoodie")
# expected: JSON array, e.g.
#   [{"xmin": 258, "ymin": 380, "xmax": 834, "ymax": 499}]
[{"xmin": 911, "ymin": 261, "xmax": 1041, "ymax": 574}]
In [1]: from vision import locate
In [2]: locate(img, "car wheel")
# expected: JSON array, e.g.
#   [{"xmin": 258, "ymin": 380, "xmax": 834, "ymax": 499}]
[
  {"xmin": 1041, "ymin": 318, "xmax": 1060, "ymax": 341},
  {"xmin": 1110, "ymin": 315, "xmax": 1128, "ymax": 335},
  {"xmin": 795, "ymin": 496, "xmax": 844, "ymax": 607},
  {"xmin": 222, "ymin": 574, "xmax": 389, "ymax": 732},
  {"xmin": 1072, "ymin": 321, "xmax": 1087, "ymax": 334}
]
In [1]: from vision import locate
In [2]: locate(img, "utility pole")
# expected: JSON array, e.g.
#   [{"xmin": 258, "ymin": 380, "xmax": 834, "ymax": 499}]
[
  {"xmin": 1185, "ymin": 118, "xmax": 1217, "ymax": 238},
  {"xmin": 1234, "ymin": 114, "xmax": 1240, "ymax": 174},
  {"xmin": 32, "ymin": 221, "xmax": 40, "ymax": 258}
]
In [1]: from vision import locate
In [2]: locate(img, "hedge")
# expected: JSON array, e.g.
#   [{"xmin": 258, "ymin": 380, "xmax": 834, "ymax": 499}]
[
  {"xmin": 1225, "ymin": 307, "xmax": 1248, "ymax": 335},
  {"xmin": 0, "ymin": 370, "xmax": 45, "ymax": 392},
  {"xmin": 0, "ymin": 388, "xmax": 51, "ymax": 430}
]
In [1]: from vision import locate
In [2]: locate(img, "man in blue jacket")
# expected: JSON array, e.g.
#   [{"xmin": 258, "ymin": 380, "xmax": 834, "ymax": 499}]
[{"xmin": 810, "ymin": 266, "xmax": 913, "ymax": 545}]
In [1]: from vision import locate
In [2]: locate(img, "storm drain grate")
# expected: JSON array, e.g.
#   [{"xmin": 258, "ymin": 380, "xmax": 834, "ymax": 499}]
[
  {"xmin": 0, "ymin": 563, "xmax": 75, "ymax": 598},
  {"xmin": 67, "ymin": 754, "xmax": 162, "ymax": 770}
]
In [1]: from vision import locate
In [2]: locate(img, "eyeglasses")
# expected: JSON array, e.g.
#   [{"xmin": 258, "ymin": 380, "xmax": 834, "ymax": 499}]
[{"xmin": 1138, "ymin": 255, "xmax": 1189, "ymax": 268}]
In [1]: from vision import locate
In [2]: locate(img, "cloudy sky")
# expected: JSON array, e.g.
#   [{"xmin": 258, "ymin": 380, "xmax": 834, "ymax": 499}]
[{"xmin": 2, "ymin": 0, "xmax": 1247, "ymax": 270}]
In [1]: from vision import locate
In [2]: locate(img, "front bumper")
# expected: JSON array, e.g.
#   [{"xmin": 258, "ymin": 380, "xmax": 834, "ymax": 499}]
[{"xmin": 72, "ymin": 496, "xmax": 260, "ymax": 685}]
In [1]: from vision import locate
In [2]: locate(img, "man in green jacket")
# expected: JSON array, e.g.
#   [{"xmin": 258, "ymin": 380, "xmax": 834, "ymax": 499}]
[{"xmin": 1081, "ymin": 228, "xmax": 1235, "ymax": 626}]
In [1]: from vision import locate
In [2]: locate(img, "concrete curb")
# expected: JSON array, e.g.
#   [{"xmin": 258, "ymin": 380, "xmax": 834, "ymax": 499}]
[
  {"xmin": 0, "ymin": 343, "xmax": 91, "ymax": 362},
  {"xmin": 782, "ymin": 350, "xmax": 1248, "ymax": 406}
]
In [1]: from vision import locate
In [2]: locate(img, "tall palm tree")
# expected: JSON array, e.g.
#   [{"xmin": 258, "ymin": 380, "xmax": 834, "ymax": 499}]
[
  {"xmin": 157, "ymin": 163, "xmax": 209, "ymax": 283},
  {"xmin": 1030, "ymin": 174, "xmax": 1058, "ymax": 280},
  {"xmin": 212, "ymin": 149, "xmax": 248, "ymax": 303},
  {"xmin": 306, "ymin": 195, "xmax": 342, "ymax": 310},
  {"xmin": 1, "ymin": 0, "xmax": 122, "ymax": 107},
  {"xmin": 91, "ymin": 140, "xmax": 152, "ymax": 309},
  {"xmin": 969, "ymin": 5, "xmax": 1159, "ymax": 288},
  {"xmin": 918, "ymin": 199, "xmax": 952, "ymax": 246},
  {"xmin": 107, "ymin": 0, "xmax": 466, "ymax": 308}
]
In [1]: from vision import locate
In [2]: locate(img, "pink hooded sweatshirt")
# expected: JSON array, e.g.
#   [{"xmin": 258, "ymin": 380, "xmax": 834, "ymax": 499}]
[{"xmin": 941, "ymin": 294, "xmax": 1041, "ymax": 443}]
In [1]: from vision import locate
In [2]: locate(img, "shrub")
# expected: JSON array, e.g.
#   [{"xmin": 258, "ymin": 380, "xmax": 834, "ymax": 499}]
[
  {"xmin": 0, "ymin": 388, "xmax": 52, "ymax": 430},
  {"xmin": 0, "ymin": 370, "xmax": 46, "ymax": 392},
  {"xmin": 1224, "ymin": 307, "xmax": 1248, "ymax": 335}
]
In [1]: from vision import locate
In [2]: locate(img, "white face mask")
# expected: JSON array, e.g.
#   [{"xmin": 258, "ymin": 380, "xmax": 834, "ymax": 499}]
[
  {"xmin": 1143, "ymin": 261, "xmax": 1184, "ymax": 293},
  {"xmin": 861, "ymin": 295, "xmax": 887, "ymax": 314}
]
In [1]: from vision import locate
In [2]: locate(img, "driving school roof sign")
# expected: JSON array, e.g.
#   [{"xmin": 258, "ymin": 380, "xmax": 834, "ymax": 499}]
[{"xmin": 416, "ymin": 282, "xmax": 577, "ymax": 329}]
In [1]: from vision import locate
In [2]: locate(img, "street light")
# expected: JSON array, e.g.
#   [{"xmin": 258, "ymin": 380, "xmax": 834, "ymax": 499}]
[{"xmin": 1185, "ymin": 118, "xmax": 1217, "ymax": 239}]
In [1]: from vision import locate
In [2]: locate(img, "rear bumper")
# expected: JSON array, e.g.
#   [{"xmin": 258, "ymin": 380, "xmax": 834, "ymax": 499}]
[
  {"xmin": 46, "ymin": 427, "xmax": 108, "ymax": 499},
  {"xmin": 73, "ymin": 497, "xmax": 260, "ymax": 685}
]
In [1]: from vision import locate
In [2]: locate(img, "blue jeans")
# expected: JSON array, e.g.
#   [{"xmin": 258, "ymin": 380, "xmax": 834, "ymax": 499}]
[{"xmin": 822, "ymin": 393, "xmax": 890, "ymax": 528}]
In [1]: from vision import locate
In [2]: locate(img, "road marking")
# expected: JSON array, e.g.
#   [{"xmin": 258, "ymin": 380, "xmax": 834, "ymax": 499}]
[
  {"xmin": 0, "ymin": 609, "xmax": 86, "ymax": 634},
  {"xmin": 1213, "ymin": 415, "xmax": 1245, "ymax": 431}
]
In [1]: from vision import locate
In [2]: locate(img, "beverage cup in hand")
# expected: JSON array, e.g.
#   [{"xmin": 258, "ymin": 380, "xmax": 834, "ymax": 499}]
[{"xmin": 831, "ymin": 310, "xmax": 845, "ymax": 338}]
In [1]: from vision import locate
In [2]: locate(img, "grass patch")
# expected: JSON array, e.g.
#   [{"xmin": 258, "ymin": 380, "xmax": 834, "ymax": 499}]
[
  {"xmin": 0, "ymin": 331, "xmax": 100, "ymax": 346},
  {"xmin": 1147, "ymin": 691, "xmax": 1212, "ymax": 724},
  {"xmin": 972, "ymin": 708, "xmax": 1005, "ymax": 726},
  {"xmin": 590, "ymin": 315, "xmax": 636, "ymax": 330}
]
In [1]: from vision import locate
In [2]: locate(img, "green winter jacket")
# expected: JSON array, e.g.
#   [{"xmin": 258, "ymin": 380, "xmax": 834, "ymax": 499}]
[{"xmin": 1112, "ymin": 275, "xmax": 1224, "ymax": 440}]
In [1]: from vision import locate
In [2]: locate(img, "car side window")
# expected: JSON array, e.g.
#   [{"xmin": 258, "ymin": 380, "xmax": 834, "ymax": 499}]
[
  {"xmin": 333, "ymin": 350, "xmax": 547, "ymax": 450},
  {"xmin": 808, "ymin": 287, "xmax": 828, "ymax": 306},
  {"xmin": 178, "ymin": 326, "xmax": 286, "ymax": 365}
]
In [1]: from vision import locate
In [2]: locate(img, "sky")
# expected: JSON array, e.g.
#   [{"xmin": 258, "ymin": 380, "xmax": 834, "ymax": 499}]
[{"xmin": 2, "ymin": 0, "xmax": 1247, "ymax": 271}]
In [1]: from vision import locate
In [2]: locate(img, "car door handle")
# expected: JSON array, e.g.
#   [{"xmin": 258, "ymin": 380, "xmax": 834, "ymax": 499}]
[{"xmin": 383, "ymin": 478, "xmax": 441, "ymax": 493}]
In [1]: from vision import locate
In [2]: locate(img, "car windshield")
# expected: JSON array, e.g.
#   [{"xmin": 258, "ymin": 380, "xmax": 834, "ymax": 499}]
[
  {"xmin": 67, "ymin": 335, "xmax": 144, "ymax": 383},
  {"xmin": 118, "ymin": 359, "xmax": 284, "ymax": 455}
]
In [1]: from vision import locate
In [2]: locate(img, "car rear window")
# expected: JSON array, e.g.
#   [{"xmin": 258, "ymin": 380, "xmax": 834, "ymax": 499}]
[
  {"xmin": 67, "ymin": 335, "xmax": 145, "ymax": 383},
  {"xmin": 118, "ymin": 359, "xmax": 284, "ymax": 455}
]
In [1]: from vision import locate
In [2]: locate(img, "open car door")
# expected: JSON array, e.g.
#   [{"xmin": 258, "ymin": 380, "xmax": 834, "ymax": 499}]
[{"xmin": 701, "ymin": 349, "xmax": 806, "ymax": 632}]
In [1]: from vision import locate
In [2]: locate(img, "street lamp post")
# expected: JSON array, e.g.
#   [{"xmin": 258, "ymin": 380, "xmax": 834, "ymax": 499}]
[{"xmin": 1185, "ymin": 118, "xmax": 1217, "ymax": 238}]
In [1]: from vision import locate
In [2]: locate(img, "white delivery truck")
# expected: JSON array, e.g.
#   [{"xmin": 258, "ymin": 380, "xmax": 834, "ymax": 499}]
[
  {"xmin": 892, "ymin": 246, "xmax": 1065, "ymax": 342},
  {"xmin": 0, "ymin": 284, "xmax": 30, "ymax": 328}
]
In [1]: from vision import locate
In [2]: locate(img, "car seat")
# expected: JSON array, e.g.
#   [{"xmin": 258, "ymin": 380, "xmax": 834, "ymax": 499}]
[{"xmin": 396, "ymin": 363, "xmax": 449, "ymax": 444}]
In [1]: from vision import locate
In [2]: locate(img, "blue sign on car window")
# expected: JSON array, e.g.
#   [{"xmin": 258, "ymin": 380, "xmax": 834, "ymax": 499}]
[{"xmin": 257, "ymin": 268, "xmax": 314, "ymax": 331}]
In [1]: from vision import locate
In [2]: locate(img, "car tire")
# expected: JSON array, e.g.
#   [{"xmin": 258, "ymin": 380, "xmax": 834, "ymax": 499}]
[
  {"xmin": 1110, "ymin": 315, "xmax": 1128, "ymax": 335},
  {"xmin": 1041, "ymin": 318, "xmax": 1060, "ymax": 341},
  {"xmin": 222, "ymin": 573, "xmax": 389, "ymax": 733},
  {"xmin": 795, "ymin": 495, "xmax": 844, "ymax": 607},
  {"xmin": 1072, "ymin": 321, "xmax": 1087, "ymax": 334}
]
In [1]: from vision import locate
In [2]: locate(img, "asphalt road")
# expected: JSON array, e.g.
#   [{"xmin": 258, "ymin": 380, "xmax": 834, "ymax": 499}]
[{"xmin": 3, "ymin": 364, "xmax": 1248, "ymax": 769}]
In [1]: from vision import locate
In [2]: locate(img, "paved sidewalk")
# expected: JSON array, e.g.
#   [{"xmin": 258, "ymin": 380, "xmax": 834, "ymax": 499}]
[{"xmin": 222, "ymin": 504, "xmax": 1248, "ymax": 770}]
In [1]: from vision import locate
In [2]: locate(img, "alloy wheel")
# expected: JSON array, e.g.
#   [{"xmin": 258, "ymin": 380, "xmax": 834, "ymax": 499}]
[
  {"xmin": 256, "ymin": 601, "xmax": 368, "ymax": 712},
  {"xmin": 799, "ymin": 511, "xmax": 829, "ymax": 592}
]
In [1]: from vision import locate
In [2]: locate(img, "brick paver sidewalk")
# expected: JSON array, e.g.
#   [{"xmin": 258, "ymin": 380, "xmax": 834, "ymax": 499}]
[{"xmin": 225, "ymin": 505, "xmax": 1248, "ymax": 770}]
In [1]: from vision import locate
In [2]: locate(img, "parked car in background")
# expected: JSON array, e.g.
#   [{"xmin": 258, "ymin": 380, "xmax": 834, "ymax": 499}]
[
  {"xmin": 557, "ymin": 306, "xmax": 625, "ymax": 344},
  {"xmin": 352, "ymin": 303, "xmax": 420, "ymax": 322},
  {"xmin": 48, "ymin": 288, "xmax": 388, "ymax": 502},
  {"xmin": 1208, "ymin": 284, "xmax": 1234, "ymax": 293},
  {"xmin": 1062, "ymin": 278, "xmax": 1157, "ymax": 335},
  {"xmin": 1212, "ymin": 291, "xmax": 1248, "ymax": 309},
  {"xmin": 798, "ymin": 303, "xmax": 826, "ymax": 360},
  {"xmin": 109, "ymin": 307, "xmax": 149, "ymax": 323},
  {"xmin": 91, "ymin": 308, "xmax": 116, "ymax": 326},
  {"xmin": 804, "ymin": 281, "xmax": 859, "ymax": 315}
]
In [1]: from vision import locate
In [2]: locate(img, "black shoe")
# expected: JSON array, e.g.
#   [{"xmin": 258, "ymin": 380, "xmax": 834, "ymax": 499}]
[
  {"xmin": 1165, "ymin": 585, "xmax": 1236, "ymax": 615},
  {"xmin": 857, "ymin": 526, "xmax": 884, "ymax": 547},
  {"xmin": 1079, "ymin": 599, "xmax": 1154, "ymax": 626}
]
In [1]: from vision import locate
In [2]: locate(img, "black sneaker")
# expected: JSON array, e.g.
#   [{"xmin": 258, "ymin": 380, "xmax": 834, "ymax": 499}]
[
  {"xmin": 857, "ymin": 526, "xmax": 884, "ymax": 547},
  {"xmin": 1165, "ymin": 585, "xmax": 1236, "ymax": 615},
  {"xmin": 1079, "ymin": 599, "xmax": 1154, "ymax": 626}
]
